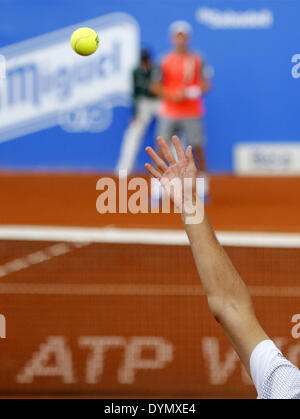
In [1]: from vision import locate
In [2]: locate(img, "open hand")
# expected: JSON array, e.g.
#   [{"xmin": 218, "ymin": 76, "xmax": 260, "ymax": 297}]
[{"xmin": 145, "ymin": 136, "xmax": 198, "ymax": 211}]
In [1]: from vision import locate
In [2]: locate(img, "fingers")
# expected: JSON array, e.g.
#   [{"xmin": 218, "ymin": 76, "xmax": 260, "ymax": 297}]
[
  {"xmin": 157, "ymin": 136, "xmax": 176, "ymax": 165},
  {"xmin": 146, "ymin": 146, "xmax": 168, "ymax": 173},
  {"xmin": 172, "ymin": 135, "xmax": 185, "ymax": 161},
  {"xmin": 145, "ymin": 163, "xmax": 162, "ymax": 179},
  {"xmin": 186, "ymin": 145, "xmax": 195, "ymax": 165}
]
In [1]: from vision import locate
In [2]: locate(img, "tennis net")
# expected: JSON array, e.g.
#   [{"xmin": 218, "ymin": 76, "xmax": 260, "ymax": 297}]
[{"xmin": 0, "ymin": 226, "xmax": 299, "ymax": 397}]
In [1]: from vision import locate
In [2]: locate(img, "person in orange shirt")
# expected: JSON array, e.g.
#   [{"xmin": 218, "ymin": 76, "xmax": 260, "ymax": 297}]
[{"xmin": 151, "ymin": 21, "xmax": 211, "ymax": 201}]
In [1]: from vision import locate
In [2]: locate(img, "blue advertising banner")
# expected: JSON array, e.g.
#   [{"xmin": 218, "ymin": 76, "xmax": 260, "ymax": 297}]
[{"xmin": 0, "ymin": 0, "xmax": 299, "ymax": 173}]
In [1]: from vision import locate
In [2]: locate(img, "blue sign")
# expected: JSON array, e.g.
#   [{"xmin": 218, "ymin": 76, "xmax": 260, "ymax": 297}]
[{"xmin": 0, "ymin": 0, "xmax": 299, "ymax": 173}]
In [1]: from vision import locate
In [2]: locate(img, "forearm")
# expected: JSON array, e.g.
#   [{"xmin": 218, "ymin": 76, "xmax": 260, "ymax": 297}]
[
  {"xmin": 150, "ymin": 82, "xmax": 178, "ymax": 101},
  {"xmin": 183, "ymin": 206, "xmax": 269, "ymax": 369},
  {"xmin": 201, "ymin": 78, "xmax": 211, "ymax": 94},
  {"xmin": 183, "ymin": 206, "xmax": 254, "ymax": 321}
]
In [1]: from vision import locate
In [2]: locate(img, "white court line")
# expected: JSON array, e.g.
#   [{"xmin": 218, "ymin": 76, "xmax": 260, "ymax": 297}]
[
  {"xmin": 0, "ymin": 225, "xmax": 300, "ymax": 248},
  {"xmin": 0, "ymin": 242, "xmax": 90, "ymax": 279},
  {"xmin": 0, "ymin": 283, "xmax": 299, "ymax": 297}
]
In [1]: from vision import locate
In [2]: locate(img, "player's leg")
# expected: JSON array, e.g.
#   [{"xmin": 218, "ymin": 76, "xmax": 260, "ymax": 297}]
[
  {"xmin": 157, "ymin": 117, "xmax": 177, "ymax": 149},
  {"xmin": 182, "ymin": 118, "xmax": 210, "ymax": 202},
  {"xmin": 150, "ymin": 98, "xmax": 160, "ymax": 120},
  {"xmin": 181, "ymin": 118, "xmax": 206, "ymax": 167},
  {"xmin": 116, "ymin": 98, "xmax": 152, "ymax": 176}
]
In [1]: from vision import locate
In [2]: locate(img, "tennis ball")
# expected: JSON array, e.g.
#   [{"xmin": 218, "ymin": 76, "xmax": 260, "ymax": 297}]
[{"xmin": 71, "ymin": 27, "xmax": 99, "ymax": 56}]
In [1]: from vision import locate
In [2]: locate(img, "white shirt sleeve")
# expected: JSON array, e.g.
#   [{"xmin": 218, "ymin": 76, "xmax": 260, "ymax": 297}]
[{"xmin": 250, "ymin": 339, "xmax": 300, "ymax": 399}]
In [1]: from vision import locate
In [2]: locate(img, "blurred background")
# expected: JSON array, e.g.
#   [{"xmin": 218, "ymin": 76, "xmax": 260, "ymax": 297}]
[{"xmin": 0, "ymin": 0, "xmax": 300, "ymax": 398}]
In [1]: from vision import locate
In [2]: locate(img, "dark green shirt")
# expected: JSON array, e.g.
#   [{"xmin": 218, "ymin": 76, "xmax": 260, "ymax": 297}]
[{"xmin": 133, "ymin": 66, "xmax": 156, "ymax": 100}]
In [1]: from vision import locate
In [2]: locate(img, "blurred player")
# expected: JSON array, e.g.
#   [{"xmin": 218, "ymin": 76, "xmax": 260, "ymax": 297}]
[
  {"xmin": 145, "ymin": 135, "xmax": 300, "ymax": 400},
  {"xmin": 151, "ymin": 21, "xmax": 211, "ymax": 201},
  {"xmin": 116, "ymin": 49, "xmax": 159, "ymax": 176}
]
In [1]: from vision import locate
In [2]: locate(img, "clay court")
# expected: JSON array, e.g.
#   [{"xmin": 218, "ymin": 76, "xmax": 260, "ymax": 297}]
[{"xmin": 0, "ymin": 174, "xmax": 299, "ymax": 398}]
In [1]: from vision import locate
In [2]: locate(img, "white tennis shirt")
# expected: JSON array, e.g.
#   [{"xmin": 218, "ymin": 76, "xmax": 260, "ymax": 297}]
[{"xmin": 250, "ymin": 340, "xmax": 300, "ymax": 399}]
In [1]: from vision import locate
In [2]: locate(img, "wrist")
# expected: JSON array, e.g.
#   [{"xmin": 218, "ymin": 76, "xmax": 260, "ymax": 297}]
[{"xmin": 181, "ymin": 195, "xmax": 204, "ymax": 225}]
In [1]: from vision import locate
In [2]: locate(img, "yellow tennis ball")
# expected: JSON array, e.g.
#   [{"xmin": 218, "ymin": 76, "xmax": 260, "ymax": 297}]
[{"xmin": 71, "ymin": 27, "xmax": 99, "ymax": 56}]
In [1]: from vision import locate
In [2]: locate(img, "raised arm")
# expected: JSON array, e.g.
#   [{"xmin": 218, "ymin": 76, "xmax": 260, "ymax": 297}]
[{"xmin": 145, "ymin": 136, "xmax": 269, "ymax": 375}]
